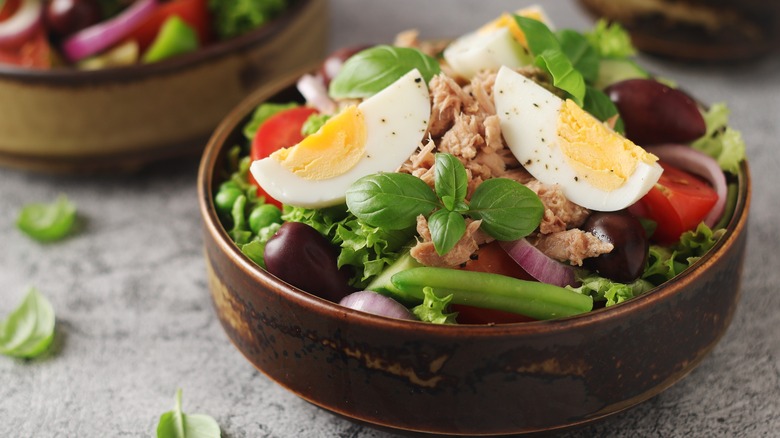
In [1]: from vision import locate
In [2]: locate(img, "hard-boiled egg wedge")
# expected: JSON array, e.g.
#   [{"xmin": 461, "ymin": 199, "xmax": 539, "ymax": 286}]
[
  {"xmin": 494, "ymin": 66, "xmax": 663, "ymax": 211},
  {"xmin": 443, "ymin": 5, "xmax": 551, "ymax": 80},
  {"xmin": 250, "ymin": 69, "xmax": 431, "ymax": 209}
]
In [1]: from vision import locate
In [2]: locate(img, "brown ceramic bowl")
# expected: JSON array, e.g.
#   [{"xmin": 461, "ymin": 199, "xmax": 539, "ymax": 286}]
[
  {"xmin": 0, "ymin": 0, "xmax": 327, "ymax": 173},
  {"xmin": 197, "ymin": 67, "xmax": 751, "ymax": 435}
]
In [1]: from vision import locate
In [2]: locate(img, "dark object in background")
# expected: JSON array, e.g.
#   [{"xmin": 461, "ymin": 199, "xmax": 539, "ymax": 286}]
[{"xmin": 578, "ymin": 0, "xmax": 780, "ymax": 62}]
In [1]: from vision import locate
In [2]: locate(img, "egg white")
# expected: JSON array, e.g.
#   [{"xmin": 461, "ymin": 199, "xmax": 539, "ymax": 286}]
[
  {"xmin": 250, "ymin": 69, "xmax": 431, "ymax": 209},
  {"xmin": 494, "ymin": 66, "xmax": 663, "ymax": 211},
  {"xmin": 443, "ymin": 27, "xmax": 532, "ymax": 80}
]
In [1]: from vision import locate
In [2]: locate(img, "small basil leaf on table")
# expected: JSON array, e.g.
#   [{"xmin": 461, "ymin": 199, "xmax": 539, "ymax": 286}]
[
  {"xmin": 467, "ymin": 178, "xmax": 544, "ymax": 241},
  {"xmin": 16, "ymin": 195, "xmax": 76, "ymax": 242},
  {"xmin": 0, "ymin": 288, "xmax": 55, "ymax": 359},
  {"xmin": 434, "ymin": 153, "xmax": 468, "ymax": 211},
  {"xmin": 329, "ymin": 45, "xmax": 441, "ymax": 99},
  {"xmin": 156, "ymin": 389, "xmax": 221, "ymax": 438},
  {"xmin": 428, "ymin": 209, "xmax": 467, "ymax": 256},
  {"xmin": 346, "ymin": 172, "xmax": 440, "ymax": 230}
]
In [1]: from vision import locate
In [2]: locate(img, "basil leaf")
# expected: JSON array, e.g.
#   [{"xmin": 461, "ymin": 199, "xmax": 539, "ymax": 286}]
[
  {"xmin": 329, "ymin": 45, "xmax": 441, "ymax": 99},
  {"xmin": 0, "ymin": 288, "xmax": 55, "ymax": 359},
  {"xmin": 156, "ymin": 389, "xmax": 221, "ymax": 438},
  {"xmin": 557, "ymin": 29, "xmax": 599, "ymax": 84},
  {"xmin": 467, "ymin": 178, "xmax": 544, "ymax": 241},
  {"xmin": 434, "ymin": 153, "xmax": 468, "ymax": 211},
  {"xmin": 535, "ymin": 49, "xmax": 586, "ymax": 106},
  {"xmin": 428, "ymin": 209, "xmax": 466, "ymax": 256},
  {"xmin": 583, "ymin": 86, "xmax": 625, "ymax": 134},
  {"xmin": 513, "ymin": 15, "xmax": 560, "ymax": 55},
  {"xmin": 16, "ymin": 195, "xmax": 76, "ymax": 242},
  {"xmin": 346, "ymin": 173, "xmax": 440, "ymax": 230}
]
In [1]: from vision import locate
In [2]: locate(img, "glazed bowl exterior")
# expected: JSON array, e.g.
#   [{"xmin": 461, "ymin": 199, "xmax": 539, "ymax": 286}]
[
  {"xmin": 0, "ymin": 0, "xmax": 327, "ymax": 173},
  {"xmin": 197, "ymin": 68, "xmax": 751, "ymax": 436}
]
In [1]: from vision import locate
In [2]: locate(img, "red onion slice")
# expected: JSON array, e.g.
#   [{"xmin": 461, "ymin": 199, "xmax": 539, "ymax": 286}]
[
  {"xmin": 62, "ymin": 0, "xmax": 158, "ymax": 62},
  {"xmin": 339, "ymin": 290, "xmax": 417, "ymax": 321},
  {"xmin": 646, "ymin": 144, "xmax": 727, "ymax": 227},
  {"xmin": 297, "ymin": 73, "xmax": 337, "ymax": 114},
  {"xmin": 499, "ymin": 239, "xmax": 578, "ymax": 287},
  {"xmin": 0, "ymin": 0, "xmax": 43, "ymax": 50}
]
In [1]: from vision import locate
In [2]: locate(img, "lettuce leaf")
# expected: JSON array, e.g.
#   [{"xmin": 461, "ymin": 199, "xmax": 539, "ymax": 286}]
[
  {"xmin": 411, "ymin": 287, "xmax": 459, "ymax": 324},
  {"xmin": 692, "ymin": 103, "xmax": 746, "ymax": 174},
  {"xmin": 567, "ymin": 273, "xmax": 654, "ymax": 307},
  {"xmin": 584, "ymin": 20, "xmax": 637, "ymax": 59}
]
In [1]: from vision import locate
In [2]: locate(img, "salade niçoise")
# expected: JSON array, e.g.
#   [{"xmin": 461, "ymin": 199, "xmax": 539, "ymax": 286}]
[{"xmin": 214, "ymin": 5, "xmax": 746, "ymax": 324}]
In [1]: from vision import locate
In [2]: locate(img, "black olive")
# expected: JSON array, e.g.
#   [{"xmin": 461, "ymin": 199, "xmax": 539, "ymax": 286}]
[
  {"xmin": 263, "ymin": 222, "xmax": 354, "ymax": 302},
  {"xmin": 582, "ymin": 211, "xmax": 649, "ymax": 283}
]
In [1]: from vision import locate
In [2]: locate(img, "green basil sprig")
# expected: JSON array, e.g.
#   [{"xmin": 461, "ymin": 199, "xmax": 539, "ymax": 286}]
[
  {"xmin": 156, "ymin": 389, "xmax": 221, "ymax": 438},
  {"xmin": 16, "ymin": 195, "xmax": 76, "ymax": 242},
  {"xmin": 329, "ymin": 45, "xmax": 441, "ymax": 99},
  {"xmin": 346, "ymin": 153, "xmax": 543, "ymax": 255},
  {"xmin": 513, "ymin": 15, "xmax": 624, "ymax": 131},
  {"xmin": 0, "ymin": 288, "xmax": 55, "ymax": 359}
]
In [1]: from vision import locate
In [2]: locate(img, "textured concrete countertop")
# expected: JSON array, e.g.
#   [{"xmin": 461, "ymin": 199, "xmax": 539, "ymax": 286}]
[{"xmin": 1, "ymin": 1, "xmax": 778, "ymax": 436}]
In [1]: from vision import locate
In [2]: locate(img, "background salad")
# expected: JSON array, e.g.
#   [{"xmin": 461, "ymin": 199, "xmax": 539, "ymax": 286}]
[
  {"xmin": 0, "ymin": 0, "xmax": 291, "ymax": 69},
  {"xmin": 215, "ymin": 7, "xmax": 746, "ymax": 324}
]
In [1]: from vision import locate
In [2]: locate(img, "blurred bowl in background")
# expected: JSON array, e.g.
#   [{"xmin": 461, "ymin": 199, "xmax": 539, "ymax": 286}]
[
  {"xmin": 0, "ymin": 0, "xmax": 328, "ymax": 173},
  {"xmin": 578, "ymin": 0, "xmax": 780, "ymax": 62}
]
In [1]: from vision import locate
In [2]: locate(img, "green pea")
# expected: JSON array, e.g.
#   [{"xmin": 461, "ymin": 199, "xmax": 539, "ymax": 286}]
[
  {"xmin": 215, "ymin": 185, "xmax": 243, "ymax": 214},
  {"xmin": 249, "ymin": 204, "xmax": 283, "ymax": 234}
]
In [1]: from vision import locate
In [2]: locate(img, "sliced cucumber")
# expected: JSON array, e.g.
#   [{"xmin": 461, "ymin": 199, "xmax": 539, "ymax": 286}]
[{"xmin": 595, "ymin": 58, "xmax": 650, "ymax": 90}]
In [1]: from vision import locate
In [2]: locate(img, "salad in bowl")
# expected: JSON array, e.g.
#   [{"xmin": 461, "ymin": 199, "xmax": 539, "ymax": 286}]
[
  {"xmin": 213, "ymin": 6, "xmax": 746, "ymax": 325},
  {"xmin": 0, "ymin": 0, "xmax": 292, "ymax": 69},
  {"xmin": 199, "ymin": 5, "xmax": 749, "ymax": 433}
]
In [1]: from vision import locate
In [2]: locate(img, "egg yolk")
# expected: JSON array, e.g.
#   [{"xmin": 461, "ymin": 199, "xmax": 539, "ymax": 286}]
[
  {"xmin": 270, "ymin": 105, "xmax": 367, "ymax": 180},
  {"xmin": 557, "ymin": 100, "xmax": 658, "ymax": 191},
  {"xmin": 479, "ymin": 7, "xmax": 547, "ymax": 48}
]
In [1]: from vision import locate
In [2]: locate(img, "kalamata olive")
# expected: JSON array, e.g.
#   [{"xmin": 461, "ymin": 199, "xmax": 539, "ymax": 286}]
[
  {"xmin": 45, "ymin": 0, "xmax": 102, "ymax": 37},
  {"xmin": 605, "ymin": 79, "xmax": 706, "ymax": 145},
  {"xmin": 263, "ymin": 222, "xmax": 354, "ymax": 302},
  {"xmin": 582, "ymin": 211, "xmax": 649, "ymax": 283},
  {"xmin": 318, "ymin": 45, "xmax": 371, "ymax": 85}
]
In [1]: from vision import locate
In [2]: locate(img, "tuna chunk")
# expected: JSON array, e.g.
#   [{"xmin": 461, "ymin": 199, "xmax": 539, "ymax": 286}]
[{"xmin": 529, "ymin": 229, "xmax": 613, "ymax": 266}]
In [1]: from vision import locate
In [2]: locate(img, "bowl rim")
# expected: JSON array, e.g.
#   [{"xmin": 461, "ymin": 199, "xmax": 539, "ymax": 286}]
[
  {"xmin": 198, "ymin": 65, "xmax": 752, "ymax": 337},
  {"xmin": 0, "ymin": 0, "xmax": 314, "ymax": 83}
]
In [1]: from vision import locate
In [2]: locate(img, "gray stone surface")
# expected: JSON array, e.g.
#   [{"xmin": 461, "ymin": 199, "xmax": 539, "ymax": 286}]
[{"xmin": 1, "ymin": 1, "xmax": 778, "ymax": 436}]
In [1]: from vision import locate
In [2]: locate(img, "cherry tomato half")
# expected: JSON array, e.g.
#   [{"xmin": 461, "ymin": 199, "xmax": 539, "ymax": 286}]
[
  {"xmin": 628, "ymin": 161, "xmax": 718, "ymax": 244},
  {"xmin": 454, "ymin": 241, "xmax": 537, "ymax": 324},
  {"xmin": 249, "ymin": 106, "xmax": 319, "ymax": 208}
]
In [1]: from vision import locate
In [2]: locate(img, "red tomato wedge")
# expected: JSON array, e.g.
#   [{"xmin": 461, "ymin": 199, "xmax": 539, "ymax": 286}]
[
  {"xmin": 629, "ymin": 161, "xmax": 719, "ymax": 244},
  {"xmin": 249, "ymin": 106, "xmax": 319, "ymax": 208},
  {"xmin": 0, "ymin": 0, "xmax": 21, "ymax": 21},
  {"xmin": 126, "ymin": 0, "xmax": 212, "ymax": 51},
  {"xmin": 454, "ymin": 241, "xmax": 537, "ymax": 324},
  {"xmin": 0, "ymin": 27, "xmax": 50, "ymax": 69}
]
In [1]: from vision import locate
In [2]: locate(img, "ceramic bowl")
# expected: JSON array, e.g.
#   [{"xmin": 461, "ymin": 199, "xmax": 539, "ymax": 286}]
[
  {"xmin": 197, "ymin": 68, "xmax": 751, "ymax": 436},
  {"xmin": 0, "ymin": 0, "xmax": 327, "ymax": 173}
]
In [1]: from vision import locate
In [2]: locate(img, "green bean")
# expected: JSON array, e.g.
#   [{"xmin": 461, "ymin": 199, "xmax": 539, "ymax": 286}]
[{"xmin": 391, "ymin": 267, "xmax": 593, "ymax": 320}]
